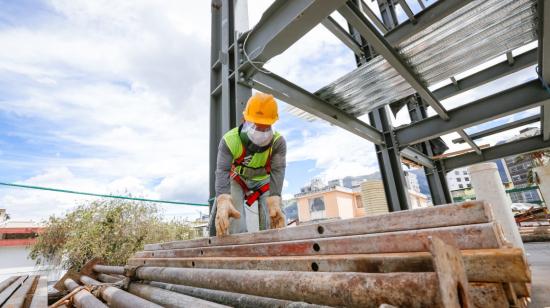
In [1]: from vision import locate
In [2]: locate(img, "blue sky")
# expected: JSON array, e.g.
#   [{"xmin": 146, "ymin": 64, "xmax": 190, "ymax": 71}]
[{"xmin": 0, "ymin": 0, "xmax": 541, "ymax": 221}]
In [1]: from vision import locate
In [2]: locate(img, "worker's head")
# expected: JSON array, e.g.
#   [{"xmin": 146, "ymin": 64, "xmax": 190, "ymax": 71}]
[{"xmin": 241, "ymin": 92, "xmax": 278, "ymax": 147}]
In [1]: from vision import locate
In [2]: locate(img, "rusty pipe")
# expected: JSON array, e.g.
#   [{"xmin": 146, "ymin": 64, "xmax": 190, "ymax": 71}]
[
  {"xmin": 0, "ymin": 276, "xmax": 19, "ymax": 294},
  {"xmin": 96, "ymin": 274, "xmax": 123, "ymax": 284},
  {"xmin": 149, "ymin": 281, "xmax": 330, "ymax": 308},
  {"xmin": 79, "ymin": 275, "xmax": 162, "ymax": 308},
  {"xmin": 64, "ymin": 278, "xmax": 107, "ymax": 308},
  {"xmin": 127, "ymin": 282, "xmax": 229, "ymax": 308},
  {"xmin": 134, "ymin": 267, "xmax": 440, "ymax": 307},
  {"xmin": 93, "ymin": 264, "xmax": 125, "ymax": 276}
]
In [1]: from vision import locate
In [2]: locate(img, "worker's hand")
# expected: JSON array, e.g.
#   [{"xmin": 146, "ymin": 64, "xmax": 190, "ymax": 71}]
[
  {"xmin": 215, "ymin": 194, "xmax": 241, "ymax": 236},
  {"xmin": 267, "ymin": 196, "xmax": 286, "ymax": 229}
]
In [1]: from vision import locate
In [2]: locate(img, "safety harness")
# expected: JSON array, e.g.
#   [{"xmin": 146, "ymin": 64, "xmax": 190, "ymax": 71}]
[{"xmin": 230, "ymin": 145, "xmax": 272, "ymax": 206}]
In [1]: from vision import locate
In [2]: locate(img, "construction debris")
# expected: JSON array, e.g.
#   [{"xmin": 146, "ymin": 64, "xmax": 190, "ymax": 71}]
[{"xmin": 31, "ymin": 200, "xmax": 529, "ymax": 307}]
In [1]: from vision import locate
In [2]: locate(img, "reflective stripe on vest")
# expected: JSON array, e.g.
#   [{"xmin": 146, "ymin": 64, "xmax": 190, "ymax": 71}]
[{"xmin": 223, "ymin": 127, "xmax": 281, "ymax": 181}]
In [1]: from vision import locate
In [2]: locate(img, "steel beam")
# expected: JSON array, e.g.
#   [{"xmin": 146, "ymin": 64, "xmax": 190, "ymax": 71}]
[
  {"xmin": 452, "ymin": 115, "xmax": 540, "ymax": 144},
  {"xmin": 401, "ymin": 146, "xmax": 434, "ymax": 169},
  {"xmin": 433, "ymin": 49, "xmax": 538, "ymax": 101},
  {"xmin": 457, "ymin": 129, "xmax": 482, "ymax": 155},
  {"xmin": 396, "ymin": 0, "xmax": 415, "ymax": 23},
  {"xmin": 442, "ymin": 135, "xmax": 550, "ymax": 170},
  {"xmin": 241, "ymin": 0, "xmax": 347, "ymax": 72},
  {"xmin": 250, "ymin": 71, "xmax": 384, "ymax": 144},
  {"xmin": 384, "ymin": 0, "xmax": 474, "ymax": 46},
  {"xmin": 406, "ymin": 96, "xmax": 452, "ymax": 205},
  {"xmin": 395, "ymin": 80, "xmax": 550, "ymax": 147},
  {"xmin": 321, "ymin": 16, "xmax": 365, "ymax": 57},
  {"xmin": 358, "ymin": 0, "xmax": 388, "ymax": 34},
  {"xmin": 339, "ymin": 2, "xmax": 449, "ymax": 120}
]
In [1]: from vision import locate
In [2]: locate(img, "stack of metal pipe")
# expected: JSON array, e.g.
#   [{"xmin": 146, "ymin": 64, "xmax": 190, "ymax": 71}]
[{"xmin": 57, "ymin": 200, "xmax": 532, "ymax": 307}]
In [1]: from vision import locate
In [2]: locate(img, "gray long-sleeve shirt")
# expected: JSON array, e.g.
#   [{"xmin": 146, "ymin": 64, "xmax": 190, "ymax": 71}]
[{"xmin": 215, "ymin": 134, "xmax": 286, "ymax": 197}]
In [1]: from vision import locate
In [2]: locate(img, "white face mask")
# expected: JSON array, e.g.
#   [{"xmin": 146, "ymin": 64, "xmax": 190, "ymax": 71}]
[{"xmin": 243, "ymin": 121, "xmax": 273, "ymax": 147}]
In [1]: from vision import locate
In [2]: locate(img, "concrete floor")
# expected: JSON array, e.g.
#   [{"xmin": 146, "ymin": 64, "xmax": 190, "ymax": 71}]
[{"xmin": 525, "ymin": 242, "xmax": 550, "ymax": 308}]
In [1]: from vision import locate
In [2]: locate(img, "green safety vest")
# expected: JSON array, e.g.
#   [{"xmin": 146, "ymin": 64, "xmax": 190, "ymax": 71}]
[{"xmin": 223, "ymin": 127, "xmax": 281, "ymax": 181}]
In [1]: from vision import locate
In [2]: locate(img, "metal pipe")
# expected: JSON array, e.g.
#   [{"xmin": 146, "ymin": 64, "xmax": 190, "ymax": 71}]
[
  {"xmin": 64, "ymin": 278, "xmax": 108, "ymax": 308},
  {"xmin": 148, "ymin": 281, "xmax": 332, "ymax": 308},
  {"xmin": 127, "ymin": 282, "xmax": 229, "ymax": 308},
  {"xmin": 135, "ymin": 267, "xmax": 441, "ymax": 307},
  {"xmin": 96, "ymin": 274, "xmax": 123, "ymax": 284},
  {"xmin": 93, "ymin": 264, "xmax": 125, "ymax": 276},
  {"xmin": 80, "ymin": 275, "xmax": 162, "ymax": 308}
]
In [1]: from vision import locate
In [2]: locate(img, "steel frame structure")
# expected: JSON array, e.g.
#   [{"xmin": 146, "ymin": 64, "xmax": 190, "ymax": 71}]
[{"xmin": 210, "ymin": 0, "xmax": 550, "ymax": 215}]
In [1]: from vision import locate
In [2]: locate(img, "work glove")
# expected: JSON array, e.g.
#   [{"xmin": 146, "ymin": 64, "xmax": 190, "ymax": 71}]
[
  {"xmin": 215, "ymin": 194, "xmax": 241, "ymax": 236},
  {"xmin": 266, "ymin": 196, "xmax": 286, "ymax": 229}
]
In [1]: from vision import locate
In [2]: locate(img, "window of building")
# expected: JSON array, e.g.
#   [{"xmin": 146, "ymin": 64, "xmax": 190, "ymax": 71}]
[
  {"xmin": 456, "ymin": 178, "xmax": 461, "ymax": 182},
  {"xmin": 463, "ymin": 171, "xmax": 468, "ymax": 175},
  {"xmin": 464, "ymin": 177, "xmax": 469, "ymax": 181},
  {"xmin": 458, "ymin": 184, "xmax": 464, "ymax": 189},
  {"xmin": 309, "ymin": 197, "xmax": 325, "ymax": 212},
  {"xmin": 455, "ymin": 170, "xmax": 460, "ymax": 175},
  {"xmin": 467, "ymin": 183, "xmax": 471, "ymax": 188}
]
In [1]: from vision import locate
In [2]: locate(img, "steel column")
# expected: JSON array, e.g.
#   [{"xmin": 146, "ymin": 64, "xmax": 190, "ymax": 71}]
[
  {"xmin": 345, "ymin": 0, "xmax": 412, "ymax": 212},
  {"xmin": 209, "ymin": 0, "xmax": 252, "ymax": 227},
  {"xmin": 538, "ymin": 0, "xmax": 550, "ymax": 140},
  {"xmin": 407, "ymin": 97, "xmax": 452, "ymax": 205},
  {"xmin": 395, "ymin": 80, "xmax": 550, "ymax": 147}
]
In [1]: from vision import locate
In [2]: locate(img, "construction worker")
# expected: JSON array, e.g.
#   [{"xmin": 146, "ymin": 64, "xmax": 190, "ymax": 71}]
[{"xmin": 214, "ymin": 92, "xmax": 286, "ymax": 236}]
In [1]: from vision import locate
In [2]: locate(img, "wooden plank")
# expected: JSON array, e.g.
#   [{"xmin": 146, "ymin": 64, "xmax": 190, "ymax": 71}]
[
  {"xmin": 429, "ymin": 237, "xmax": 472, "ymax": 308},
  {"xmin": 0, "ymin": 277, "xmax": 19, "ymax": 294},
  {"xmin": 128, "ymin": 248, "xmax": 530, "ymax": 283},
  {"xmin": 134, "ymin": 223, "xmax": 504, "ymax": 258},
  {"xmin": 0, "ymin": 276, "xmax": 27, "ymax": 306},
  {"xmin": 29, "ymin": 276, "xmax": 48, "ymax": 308},
  {"xmin": 2, "ymin": 275, "xmax": 35, "ymax": 308},
  {"xmin": 144, "ymin": 201, "xmax": 493, "ymax": 251}
]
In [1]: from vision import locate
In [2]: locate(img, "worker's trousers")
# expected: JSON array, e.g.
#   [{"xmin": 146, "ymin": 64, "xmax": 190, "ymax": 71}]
[{"xmin": 227, "ymin": 177, "xmax": 271, "ymax": 234}]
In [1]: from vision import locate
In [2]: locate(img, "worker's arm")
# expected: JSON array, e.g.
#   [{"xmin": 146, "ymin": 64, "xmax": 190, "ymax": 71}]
[
  {"xmin": 215, "ymin": 139, "xmax": 233, "ymax": 197},
  {"xmin": 269, "ymin": 136, "xmax": 287, "ymax": 196}
]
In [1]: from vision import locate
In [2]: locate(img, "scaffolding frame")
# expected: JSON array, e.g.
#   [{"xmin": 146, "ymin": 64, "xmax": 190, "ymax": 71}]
[{"xmin": 209, "ymin": 0, "xmax": 550, "ymax": 218}]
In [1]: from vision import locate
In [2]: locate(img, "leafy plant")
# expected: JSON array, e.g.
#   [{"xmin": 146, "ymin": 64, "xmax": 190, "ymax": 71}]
[{"xmin": 30, "ymin": 199, "xmax": 197, "ymax": 270}]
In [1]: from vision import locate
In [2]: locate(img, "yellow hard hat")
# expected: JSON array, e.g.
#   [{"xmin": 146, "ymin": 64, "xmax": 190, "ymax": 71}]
[{"xmin": 243, "ymin": 92, "xmax": 279, "ymax": 125}]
